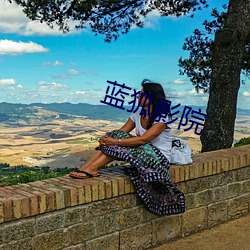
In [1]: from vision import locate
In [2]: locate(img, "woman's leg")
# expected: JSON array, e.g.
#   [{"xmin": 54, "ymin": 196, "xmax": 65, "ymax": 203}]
[
  {"xmin": 81, "ymin": 150, "xmax": 103, "ymax": 168},
  {"xmin": 70, "ymin": 150, "xmax": 116, "ymax": 178}
]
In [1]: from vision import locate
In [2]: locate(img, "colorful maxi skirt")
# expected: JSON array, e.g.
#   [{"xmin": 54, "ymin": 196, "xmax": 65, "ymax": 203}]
[{"xmin": 97, "ymin": 130, "xmax": 185, "ymax": 216}]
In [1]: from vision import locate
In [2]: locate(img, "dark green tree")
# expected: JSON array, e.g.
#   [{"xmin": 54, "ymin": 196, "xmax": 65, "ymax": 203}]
[
  {"xmin": 8, "ymin": 0, "xmax": 250, "ymax": 152},
  {"xmin": 8, "ymin": 0, "xmax": 208, "ymax": 42},
  {"xmin": 179, "ymin": 3, "xmax": 250, "ymax": 152},
  {"xmin": 179, "ymin": 5, "xmax": 250, "ymax": 97}
]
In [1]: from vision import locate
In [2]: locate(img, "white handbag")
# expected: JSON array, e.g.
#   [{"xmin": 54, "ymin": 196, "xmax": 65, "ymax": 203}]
[{"xmin": 170, "ymin": 136, "xmax": 193, "ymax": 165}]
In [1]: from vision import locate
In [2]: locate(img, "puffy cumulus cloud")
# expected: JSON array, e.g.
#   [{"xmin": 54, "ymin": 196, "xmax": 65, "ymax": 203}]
[
  {"xmin": 68, "ymin": 69, "xmax": 80, "ymax": 76},
  {"xmin": 0, "ymin": 78, "xmax": 16, "ymax": 86},
  {"xmin": 72, "ymin": 88, "xmax": 106, "ymax": 104},
  {"xmin": 38, "ymin": 81, "xmax": 68, "ymax": 91},
  {"xmin": 0, "ymin": 39, "xmax": 48, "ymax": 55},
  {"xmin": 0, "ymin": 78, "xmax": 24, "ymax": 90},
  {"xmin": 0, "ymin": 0, "xmax": 82, "ymax": 36},
  {"xmin": 243, "ymin": 91, "xmax": 250, "ymax": 97},
  {"xmin": 75, "ymin": 91, "xmax": 86, "ymax": 95},
  {"xmin": 43, "ymin": 60, "xmax": 63, "ymax": 66},
  {"xmin": 172, "ymin": 79, "xmax": 186, "ymax": 85}
]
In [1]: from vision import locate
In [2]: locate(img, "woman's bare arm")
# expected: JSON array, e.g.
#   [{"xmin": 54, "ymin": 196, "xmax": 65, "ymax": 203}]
[
  {"xmin": 118, "ymin": 118, "xmax": 135, "ymax": 133},
  {"xmin": 100, "ymin": 122, "xmax": 167, "ymax": 147}
]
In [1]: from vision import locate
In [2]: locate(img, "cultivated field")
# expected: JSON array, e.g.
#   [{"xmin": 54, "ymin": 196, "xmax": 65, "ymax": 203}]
[{"xmin": 0, "ymin": 114, "xmax": 249, "ymax": 167}]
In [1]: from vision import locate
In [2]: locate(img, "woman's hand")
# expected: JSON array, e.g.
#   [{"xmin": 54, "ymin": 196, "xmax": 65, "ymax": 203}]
[{"xmin": 98, "ymin": 135, "xmax": 117, "ymax": 147}]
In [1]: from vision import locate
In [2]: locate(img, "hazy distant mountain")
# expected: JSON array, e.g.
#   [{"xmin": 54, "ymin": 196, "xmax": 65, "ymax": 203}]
[{"xmin": 0, "ymin": 102, "xmax": 249, "ymax": 124}]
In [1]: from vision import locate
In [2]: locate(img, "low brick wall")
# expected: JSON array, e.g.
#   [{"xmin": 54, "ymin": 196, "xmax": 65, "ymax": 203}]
[{"xmin": 0, "ymin": 145, "xmax": 250, "ymax": 250}]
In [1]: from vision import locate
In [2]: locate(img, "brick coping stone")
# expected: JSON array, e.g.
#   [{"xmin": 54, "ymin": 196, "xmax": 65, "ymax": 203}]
[{"xmin": 0, "ymin": 145, "xmax": 249, "ymax": 224}]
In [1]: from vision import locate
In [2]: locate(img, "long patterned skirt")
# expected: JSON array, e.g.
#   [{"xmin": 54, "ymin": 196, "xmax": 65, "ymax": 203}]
[{"xmin": 97, "ymin": 130, "xmax": 185, "ymax": 216}]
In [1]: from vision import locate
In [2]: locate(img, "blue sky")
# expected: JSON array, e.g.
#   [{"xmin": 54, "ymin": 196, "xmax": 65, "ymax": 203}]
[{"xmin": 0, "ymin": 0, "xmax": 249, "ymax": 109}]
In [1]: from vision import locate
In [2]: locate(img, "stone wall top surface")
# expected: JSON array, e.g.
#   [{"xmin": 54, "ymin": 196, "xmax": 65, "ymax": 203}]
[{"xmin": 0, "ymin": 145, "xmax": 249, "ymax": 224}]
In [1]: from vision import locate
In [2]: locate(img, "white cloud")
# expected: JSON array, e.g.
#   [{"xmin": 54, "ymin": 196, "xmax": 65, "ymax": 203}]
[
  {"xmin": 0, "ymin": 78, "xmax": 16, "ymax": 85},
  {"xmin": 43, "ymin": 60, "xmax": 63, "ymax": 66},
  {"xmin": 68, "ymin": 69, "xmax": 80, "ymax": 76},
  {"xmin": 75, "ymin": 91, "xmax": 86, "ymax": 95},
  {"xmin": 172, "ymin": 79, "xmax": 186, "ymax": 85},
  {"xmin": 0, "ymin": 0, "xmax": 83, "ymax": 36},
  {"xmin": 38, "ymin": 81, "xmax": 68, "ymax": 91},
  {"xmin": 0, "ymin": 39, "xmax": 48, "ymax": 55},
  {"xmin": 243, "ymin": 91, "xmax": 250, "ymax": 97}
]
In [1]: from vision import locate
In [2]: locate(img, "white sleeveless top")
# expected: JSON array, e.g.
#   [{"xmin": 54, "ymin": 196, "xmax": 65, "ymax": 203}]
[{"xmin": 130, "ymin": 107, "xmax": 172, "ymax": 161}]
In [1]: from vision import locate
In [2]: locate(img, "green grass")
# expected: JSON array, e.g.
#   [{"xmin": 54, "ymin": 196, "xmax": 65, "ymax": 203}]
[{"xmin": 0, "ymin": 164, "xmax": 78, "ymax": 187}]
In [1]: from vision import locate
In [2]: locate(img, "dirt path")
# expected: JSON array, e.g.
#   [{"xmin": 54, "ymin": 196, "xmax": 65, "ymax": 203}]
[{"xmin": 151, "ymin": 213, "xmax": 250, "ymax": 250}]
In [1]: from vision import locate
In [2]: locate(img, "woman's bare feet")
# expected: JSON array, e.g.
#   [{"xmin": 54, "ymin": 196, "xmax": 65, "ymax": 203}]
[{"xmin": 69, "ymin": 167, "xmax": 99, "ymax": 179}]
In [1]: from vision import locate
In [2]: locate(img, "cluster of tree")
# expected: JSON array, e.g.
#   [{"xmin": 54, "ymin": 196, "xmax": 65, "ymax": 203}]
[
  {"xmin": 234, "ymin": 137, "xmax": 250, "ymax": 147},
  {"xmin": 0, "ymin": 164, "xmax": 78, "ymax": 186},
  {"xmin": 8, "ymin": 0, "xmax": 250, "ymax": 152}
]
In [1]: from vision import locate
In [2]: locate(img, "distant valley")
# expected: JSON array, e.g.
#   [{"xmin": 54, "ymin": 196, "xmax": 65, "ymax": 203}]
[{"xmin": 0, "ymin": 102, "xmax": 249, "ymax": 167}]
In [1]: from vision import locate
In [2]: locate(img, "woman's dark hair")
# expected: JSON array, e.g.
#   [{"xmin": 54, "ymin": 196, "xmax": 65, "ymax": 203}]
[{"xmin": 141, "ymin": 79, "xmax": 168, "ymax": 129}]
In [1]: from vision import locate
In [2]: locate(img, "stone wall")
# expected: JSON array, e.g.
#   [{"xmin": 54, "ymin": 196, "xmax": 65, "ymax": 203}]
[{"xmin": 0, "ymin": 145, "xmax": 249, "ymax": 250}]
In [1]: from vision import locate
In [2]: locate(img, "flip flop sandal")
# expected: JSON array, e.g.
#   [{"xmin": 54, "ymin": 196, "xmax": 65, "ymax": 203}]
[{"xmin": 69, "ymin": 169, "xmax": 100, "ymax": 179}]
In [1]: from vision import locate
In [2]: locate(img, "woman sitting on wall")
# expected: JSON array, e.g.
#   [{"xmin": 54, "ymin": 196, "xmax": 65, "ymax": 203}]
[{"xmin": 69, "ymin": 79, "xmax": 185, "ymax": 216}]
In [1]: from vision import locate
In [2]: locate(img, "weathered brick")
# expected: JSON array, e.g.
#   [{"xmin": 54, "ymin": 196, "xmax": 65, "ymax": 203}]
[
  {"xmin": 207, "ymin": 161, "xmax": 213, "ymax": 175},
  {"xmin": 239, "ymin": 154, "xmax": 248, "ymax": 168},
  {"xmin": 152, "ymin": 214, "xmax": 181, "ymax": 245},
  {"xmin": 62, "ymin": 244, "xmax": 85, "ymax": 250},
  {"xmin": 115, "ymin": 206, "xmax": 147, "ymax": 230},
  {"xmin": 67, "ymin": 222, "xmax": 96, "ymax": 244},
  {"xmin": 36, "ymin": 212, "xmax": 64, "ymax": 234},
  {"xmin": 124, "ymin": 177, "xmax": 131, "ymax": 194},
  {"xmin": 86, "ymin": 232, "xmax": 119, "ymax": 250},
  {"xmin": 1, "ymin": 198, "xmax": 12, "ymax": 222},
  {"xmin": 208, "ymin": 201, "xmax": 228, "ymax": 227},
  {"xmin": 212, "ymin": 160, "xmax": 217, "ymax": 175},
  {"xmin": 245, "ymin": 166, "xmax": 250, "ymax": 179},
  {"xmin": 2, "ymin": 218, "xmax": 36, "ymax": 243},
  {"xmin": 91, "ymin": 183, "xmax": 99, "ymax": 201},
  {"xmin": 0, "ymin": 200, "xmax": 5, "ymax": 223},
  {"xmin": 228, "ymin": 182, "xmax": 241, "ymax": 198},
  {"xmin": 179, "ymin": 166, "xmax": 185, "ymax": 181},
  {"xmin": 184, "ymin": 165, "xmax": 190, "ymax": 180},
  {"xmin": 84, "ymin": 194, "xmax": 136, "ymax": 218},
  {"xmin": 93, "ymin": 213, "xmax": 118, "ymax": 237},
  {"xmin": 0, "ymin": 238, "xmax": 32, "ymax": 250},
  {"xmin": 185, "ymin": 178, "xmax": 208, "ymax": 193},
  {"xmin": 61, "ymin": 185, "xmax": 78, "ymax": 206},
  {"xmin": 213, "ymin": 185, "xmax": 228, "ymax": 201},
  {"xmin": 172, "ymin": 166, "xmax": 180, "ymax": 183},
  {"xmin": 228, "ymin": 195, "xmax": 249, "ymax": 219},
  {"xmin": 235, "ymin": 168, "xmax": 246, "ymax": 181},
  {"xmin": 120, "ymin": 222, "xmax": 152, "ymax": 250},
  {"xmin": 116, "ymin": 176, "xmax": 125, "ymax": 195},
  {"xmin": 103, "ymin": 179, "xmax": 112, "ymax": 198},
  {"xmin": 32, "ymin": 191, "xmax": 47, "ymax": 214},
  {"xmin": 195, "ymin": 189, "xmax": 214, "ymax": 207},
  {"xmin": 53, "ymin": 186, "xmax": 70, "ymax": 208},
  {"xmin": 32, "ymin": 228, "xmax": 70, "ymax": 250},
  {"xmin": 175, "ymin": 182, "xmax": 187, "ymax": 193},
  {"xmin": 169, "ymin": 167, "xmax": 176, "ymax": 182},
  {"xmin": 11, "ymin": 189, "xmax": 38, "ymax": 216},
  {"xmin": 12, "ymin": 197, "xmax": 22, "ymax": 220},
  {"xmin": 64, "ymin": 207, "xmax": 85, "ymax": 227},
  {"xmin": 112, "ymin": 179, "xmax": 119, "ymax": 197},
  {"xmin": 98, "ymin": 181, "xmax": 105, "ymax": 200},
  {"xmin": 58, "ymin": 179, "xmax": 85, "ymax": 205},
  {"xmin": 83, "ymin": 184, "xmax": 92, "ymax": 203},
  {"xmin": 185, "ymin": 193, "xmax": 196, "ymax": 210},
  {"xmin": 241, "ymin": 179, "xmax": 250, "ymax": 193},
  {"xmin": 48, "ymin": 187, "xmax": 65, "ymax": 210},
  {"xmin": 182, "ymin": 206, "xmax": 207, "ymax": 235}
]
